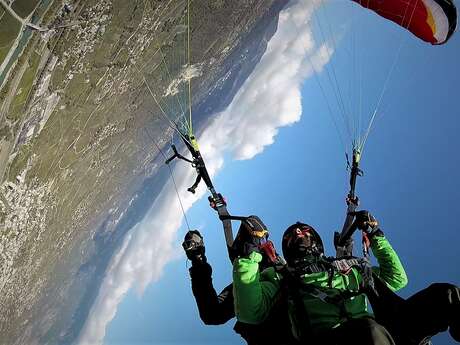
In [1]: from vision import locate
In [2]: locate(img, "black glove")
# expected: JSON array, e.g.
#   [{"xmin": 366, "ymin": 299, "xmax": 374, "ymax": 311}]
[
  {"xmin": 230, "ymin": 215, "xmax": 269, "ymax": 261},
  {"xmin": 349, "ymin": 210, "xmax": 383, "ymax": 237},
  {"xmin": 182, "ymin": 230, "xmax": 207, "ymax": 264}
]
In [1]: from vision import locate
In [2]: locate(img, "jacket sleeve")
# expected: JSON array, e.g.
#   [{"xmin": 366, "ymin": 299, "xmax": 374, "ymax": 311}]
[
  {"xmin": 189, "ymin": 262, "xmax": 235, "ymax": 325},
  {"xmin": 370, "ymin": 235, "xmax": 408, "ymax": 291},
  {"xmin": 232, "ymin": 251, "xmax": 281, "ymax": 324}
]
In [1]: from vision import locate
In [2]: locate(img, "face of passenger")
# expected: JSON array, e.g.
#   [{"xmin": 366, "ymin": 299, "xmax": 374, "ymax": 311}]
[{"xmin": 282, "ymin": 223, "xmax": 324, "ymax": 265}]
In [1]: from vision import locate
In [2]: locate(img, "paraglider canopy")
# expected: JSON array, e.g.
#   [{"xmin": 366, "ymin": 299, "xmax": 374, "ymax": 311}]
[{"xmin": 352, "ymin": 0, "xmax": 457, "ymax": 45}]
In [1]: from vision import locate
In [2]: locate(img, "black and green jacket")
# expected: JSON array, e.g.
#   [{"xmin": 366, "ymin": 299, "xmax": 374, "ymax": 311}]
[
  {"xmin": 232, "ymin": 235, "xmax": 408, "ymax": 339},
  {"xmin": 190, "ymin": 261, "xmax": 298, "ymax": 344}
]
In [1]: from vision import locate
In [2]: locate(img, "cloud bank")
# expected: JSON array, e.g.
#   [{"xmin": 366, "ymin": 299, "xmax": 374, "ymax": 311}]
[{"xmin": 77, "ymin": 1, "xmax": 332, "ymax": 344}]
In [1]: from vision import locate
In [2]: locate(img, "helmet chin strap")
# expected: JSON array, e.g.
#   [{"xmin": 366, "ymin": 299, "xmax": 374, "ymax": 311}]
[
  {"xmin": 291, "ymin": 242, "xmax": 323, "ymax": 265},
  {"xmin": 295, "ymin": 236, "xmax": 322, "ymax": 255},
  {"xmin": 292, "ymin": 251, "xmax": 328, "ymax": 276}
]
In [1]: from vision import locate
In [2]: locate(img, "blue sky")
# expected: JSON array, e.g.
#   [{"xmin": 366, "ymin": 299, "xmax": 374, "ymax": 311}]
[{"xmin": 81, "ymin": 1, "xmax": 460, "ymax": 344}]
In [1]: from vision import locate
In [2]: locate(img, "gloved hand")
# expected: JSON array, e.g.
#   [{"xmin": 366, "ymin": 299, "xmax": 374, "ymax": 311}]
[
  {"xmin": 349, "ymin": 210, "xmax": 383, "ymax": 237},
  {"xmin": 230, "ymin": 215, "xmax": 269, "ymax": 261},
  {"xmin": 182, "ymin": 230, "xmax": 207, "ymax": 264}
]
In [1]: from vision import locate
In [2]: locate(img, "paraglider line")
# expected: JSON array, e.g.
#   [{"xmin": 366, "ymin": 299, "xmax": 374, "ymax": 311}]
[
  {"xmin": 308, "ymin": 54, "xmax": 347, "ymax": 153},
  {"xmin": 359, "ymin": 0, "xmax": 420, "ymax": 152},
  {"xmin": 159, "ymin": 47, "xmax": 189, "ymax": 132},
  {"xmin": 135, "ymin": 64, "xmax": 193, "ymax": 146},
  {"xmin": 315, "ymin": 1, "xmax": 353, "ymax": 143},
  {"xmin": 294, "ymin": 3, "xmax": 347, "ymax": 154},
  {"xmin": 359, "ymin": 36, "xmax": 405, "ymax": 153},
  {"xmin": 146, "ymin": 128, "xmax": 191, "ymax": 231},
  {"xmin": 187, "ymin": 0, "xmax": 193, "ymax": 136}
]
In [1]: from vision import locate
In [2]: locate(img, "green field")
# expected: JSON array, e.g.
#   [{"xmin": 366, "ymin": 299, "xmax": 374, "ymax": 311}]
[
  {"xmin": 11, "ymin": 0, "xmax": 41, "ymax": 18},
  {"xmin": 0, "ymin": 9, "xmax": 21, "ymax": 63},
  {"xmin": 8, "ymin": 49, "xmax": 41, "ymax": 121}
]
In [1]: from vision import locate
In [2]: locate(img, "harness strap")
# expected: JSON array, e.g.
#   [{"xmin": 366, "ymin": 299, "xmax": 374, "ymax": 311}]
[
  {"xmin": 208, "ymin": 194, "xmax": 234, "ymax": 255},
  {"xmin": 275, "ymin": 263, "xmax": 314, "ymax": 342},
  {"xmin": 271, "ymin": 253, "xmax": 376, "ymax": 343},
  {"xmin": 331, "ymin": 258, "xmax": 364, "ymax": 273},
  {"xmin": 218, "ymin": 206, "xmax": 234, "ymax": 249},
  {"xmin": 294, "ymin": 256, "xmax": 368, "ymax": 275},
  {"xmin": 279, "ymin": 256, "xmax": 376, "ymax": 316}
]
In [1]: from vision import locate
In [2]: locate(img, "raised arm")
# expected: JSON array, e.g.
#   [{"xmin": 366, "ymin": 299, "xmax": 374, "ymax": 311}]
[
  {"xmin": 183, "ymin": 230, "xmax": 234, "ymax": 325},
  {"xmin": 233, "ymin": 251, "xmax": 281, "ymax": 324},
  {"xmin": 350, "ymin": 210, "xmax": 408, "ymax": 291},
  {"xmin": 370, "ymin": 235, "xmax": 408, "ymax": 291},
  {"xmin": 190, "ymin": 262, "xmax": 235, "ymax": 325}
]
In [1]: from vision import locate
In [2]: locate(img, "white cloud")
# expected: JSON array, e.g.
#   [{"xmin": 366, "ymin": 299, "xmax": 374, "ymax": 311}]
[
  {"xmin": 199, "ymin": 0, "xmax": 330, "ymax": 161},
  {"xmin": 77, "ymin": 165, "xmax": 203, "ymax": 345},
  {"xmin": 77, "ymin": 0, "xmax": 332, "ymax": 344}
]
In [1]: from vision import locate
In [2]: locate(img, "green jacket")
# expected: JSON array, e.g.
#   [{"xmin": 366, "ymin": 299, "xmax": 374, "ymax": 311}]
[{"xmin": 233, "ymin": 235, "xmax": 407, "ymax": 338}]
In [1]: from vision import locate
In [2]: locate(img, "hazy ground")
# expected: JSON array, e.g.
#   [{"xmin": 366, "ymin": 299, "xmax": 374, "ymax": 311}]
[{"xmin": 0, "ymin": 0, "xmax": 286, "ymax": 343}]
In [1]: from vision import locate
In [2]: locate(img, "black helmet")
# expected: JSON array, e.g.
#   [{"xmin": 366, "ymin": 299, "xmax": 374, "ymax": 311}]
[
  {"xmin": 230, "ymin": 215, "xmax": 268, "ymax": 263},
  {"xmin": 282, "ymin": 222, "xmax": 324, "ymax": 265}
]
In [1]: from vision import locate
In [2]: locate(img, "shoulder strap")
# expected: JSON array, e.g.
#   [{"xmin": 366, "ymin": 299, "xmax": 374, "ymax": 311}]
[{"xmin": 276, "ymin": 265, "xmax": 313, "ymax": 342}]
